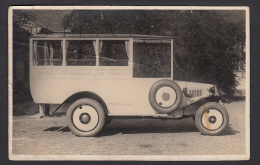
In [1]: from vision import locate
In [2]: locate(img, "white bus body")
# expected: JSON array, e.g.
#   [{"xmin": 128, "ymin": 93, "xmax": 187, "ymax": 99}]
[{"xmin": 29, "ymin": 34, "xmax": 228, "ymax": 136}]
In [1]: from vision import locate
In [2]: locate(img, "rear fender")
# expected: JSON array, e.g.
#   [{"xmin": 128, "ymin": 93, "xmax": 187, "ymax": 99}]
[{"xmin": 49, "ymin": 91, "xmax": 108, "ymax": 116}]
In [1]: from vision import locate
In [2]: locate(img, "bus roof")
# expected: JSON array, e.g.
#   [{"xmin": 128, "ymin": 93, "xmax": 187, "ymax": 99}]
[{"xmin": 30, "ymin": 34, "xmax": 173, "ymax": 40}]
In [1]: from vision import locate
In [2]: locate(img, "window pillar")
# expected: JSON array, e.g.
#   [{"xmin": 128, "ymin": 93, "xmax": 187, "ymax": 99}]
[
  {"xmin": 96, "ymin": 39, "xmax": 100, "ymax": 66},
  {"xmin": 62, "ymin": 39, "xmax": 66, "ymax": 66},
  {"xmin": 129, "ymin": 39, "xmax": 133, "ymax": 78}
]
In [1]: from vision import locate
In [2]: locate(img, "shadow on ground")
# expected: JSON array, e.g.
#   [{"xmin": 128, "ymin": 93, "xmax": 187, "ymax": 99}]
[
  {"xmin": 197, "ymin": 124, "xmax": 239, "ymax": 136},
  {"xmin": 43, "ymin": 121, "xmax": 200, "ymax": 137},
  {"xmin": 42, "ymin": 121, "xmax": 239, "ymax": 137},
  {"xmin": 219, "ymin": 124, "xmax": 240, "ymax": 136},
  {"xmin": 98, "ymin": 125, "xmax": 199, "ymax": 137},
  {"xmin": 43, "ymin": 126, "xmax": 70, "ymax": 132},
  {"xmin": 99, "ymin": 124, "xmax": 239, "ymax": 137}
]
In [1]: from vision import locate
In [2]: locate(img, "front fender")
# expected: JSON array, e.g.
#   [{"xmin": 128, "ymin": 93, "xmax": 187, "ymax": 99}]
[{"xmin": 168, "ymin": 95, "xmax": 229, "ymax": 115}]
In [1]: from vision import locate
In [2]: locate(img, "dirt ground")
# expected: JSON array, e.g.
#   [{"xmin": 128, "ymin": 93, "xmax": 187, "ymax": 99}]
[{"xmin": 11, "ymin": 101, "xmax": 247, "ymax": 156}]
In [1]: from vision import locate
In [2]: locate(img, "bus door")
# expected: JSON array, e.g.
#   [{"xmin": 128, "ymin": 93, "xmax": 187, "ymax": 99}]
[
  {"xmin": 132, "ymin": 39, "xmax": 172, "ymax": 114},
  {"xmin": 96, "ymin": 39, "xmax": 132, "ymax": 113}
]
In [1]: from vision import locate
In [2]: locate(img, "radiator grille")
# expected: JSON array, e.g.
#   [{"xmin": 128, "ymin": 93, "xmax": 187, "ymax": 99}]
[{"xmin": 189, "ymin": 89, "xmax": 202, "ymax": 97}]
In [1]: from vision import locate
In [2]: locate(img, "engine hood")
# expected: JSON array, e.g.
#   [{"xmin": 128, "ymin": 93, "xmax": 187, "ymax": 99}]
[{"xmin": 175, "ymin": 81, "xmax": 214, "ymax": 97}]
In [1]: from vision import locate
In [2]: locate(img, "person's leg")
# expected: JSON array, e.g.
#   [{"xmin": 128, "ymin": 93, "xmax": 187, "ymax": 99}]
[
  {"xmin": 44, "ymin": 104, "xmax": 50, "ymax": 116},
  {"xmin": 30, "ymin": 104, "xmax": 44, "ymax": 118},
  {"xmin": 39, "ymin": 104, "xmax": 44, "ymax": 114}
]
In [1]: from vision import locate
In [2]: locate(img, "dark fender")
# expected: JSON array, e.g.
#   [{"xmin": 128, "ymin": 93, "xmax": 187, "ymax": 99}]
[
  {"xmin": 168, "ymin": 95, "xmax": 229, "ymax": 116},
  {"xmin": 49, "ymin": 91, "xmax": 108, "ymax": 116}
]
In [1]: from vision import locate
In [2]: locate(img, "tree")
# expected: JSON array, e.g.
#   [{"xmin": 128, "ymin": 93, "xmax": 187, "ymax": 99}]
[
  {"xmin": 167, "ymin": 10, "xmax": 245, "ymax": 94},
  {"xmin": 13, "ymin": 10, "xmax": 33, "ymax": 104},
  {"xmin": 63, "ymin": 10, "xmax": 245, "ymax": 95},
  {"xmin": 63, "ymin": 10, "xmax": 152, "ymax": 34}
]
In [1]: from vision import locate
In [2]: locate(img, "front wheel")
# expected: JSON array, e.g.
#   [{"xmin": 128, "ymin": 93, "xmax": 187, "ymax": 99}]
[
  {"xmin": 195, "ymin": 102, "xmax": 229, "ymax": 136},
  {"xmin": 66, "ymin": 98, "xmax": 105, "ymax": 137}
]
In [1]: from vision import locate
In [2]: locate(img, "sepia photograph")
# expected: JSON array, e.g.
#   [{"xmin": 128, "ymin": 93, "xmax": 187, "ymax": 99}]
[{"xmin": 8, "ymin": 6, "xmax": 250, "ymax": 160}]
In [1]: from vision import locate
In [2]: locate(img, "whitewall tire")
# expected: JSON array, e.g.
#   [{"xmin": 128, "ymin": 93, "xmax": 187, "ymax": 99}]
[{"xmin": 66, "ymin": 98, "xmax": 105, "ymax": 137}]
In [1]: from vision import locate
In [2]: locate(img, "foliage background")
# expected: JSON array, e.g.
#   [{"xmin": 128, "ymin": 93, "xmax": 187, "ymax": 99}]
[
  {"xmin": 62, "ymin": 10, "xmax": 245, "ymax": 94},
  {"xmin": 13, "ymin": 9, "xmax": 246, "ymax": 115}
]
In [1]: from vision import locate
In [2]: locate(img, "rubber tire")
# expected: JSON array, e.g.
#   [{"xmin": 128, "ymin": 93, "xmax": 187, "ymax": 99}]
[
  {"xmin": 149, "ymin": 79, "xmax": 182, "ymax": 114},
  {"xmin": 66, "ymin": 98, "xmax": 105, "ymax": 137},
  {"xmin": 195, "ymin": 102, "xmax": 229, "ymax": 136}
]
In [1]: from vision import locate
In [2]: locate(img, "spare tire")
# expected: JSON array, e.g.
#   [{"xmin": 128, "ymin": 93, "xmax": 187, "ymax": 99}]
[{"xmin": 149, "ymin": 79, "xmax": 182, "ymax": 114}]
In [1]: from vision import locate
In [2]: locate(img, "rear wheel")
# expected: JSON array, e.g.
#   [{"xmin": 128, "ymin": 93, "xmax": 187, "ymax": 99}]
[
  {"xmin": 195, "ymin": 102, "xmax": 229, "ymax": 135},
  {"xmin": 66, "ymin": 98, "xmax": 105, "ymax": 137}
]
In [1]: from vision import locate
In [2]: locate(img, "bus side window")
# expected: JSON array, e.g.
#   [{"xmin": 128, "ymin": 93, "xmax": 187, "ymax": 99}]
[
  {"xmin": 32, "ymin": 40, "xmax": 63, "ymax": 66},
  {"xmin": 99, "ymin": 40, "xmax": 129, "ymax": 66},
  {"xmin": 66, "ymin": 40, "xmax": 96, "ymax": 66},
  {"xmin": 133, "ymin": 41, "xmax": 171, "ymax": 78}
]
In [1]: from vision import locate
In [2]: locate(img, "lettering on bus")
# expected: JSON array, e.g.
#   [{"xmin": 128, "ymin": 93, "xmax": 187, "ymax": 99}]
[
  {"xmin": 59, "ymin": 70, "xmax": 127, "ymax": 77},
  {"xmin": 33, "ymin": 69, "xmax": 130, "ymax": 78},
  {"xmin": 38, "ymin": 70, "xmax": 56, "ymax": 76}
]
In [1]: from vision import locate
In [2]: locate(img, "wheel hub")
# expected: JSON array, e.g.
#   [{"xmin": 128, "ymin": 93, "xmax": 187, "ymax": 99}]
[
  {"xmin": 162, "ymin": 92, "xmax": 170, "ymax": 101},
  {"xmin": 72, "ymin": 105, "xmax": 99, "ymax": 132},
  {"xmin": 202, "ymin": 109, "xmax": 224, "ymax": 131},
  {"xmin": 208, "ymin": 116, "xmax": 217, "ymax": 124},
  {"xmin": 155, "ymin": 86, "xmax": 177, "ymax": 108},
  {"xmin": 79, "ymin": 113, "xmax": 91, "ymax": 124}
]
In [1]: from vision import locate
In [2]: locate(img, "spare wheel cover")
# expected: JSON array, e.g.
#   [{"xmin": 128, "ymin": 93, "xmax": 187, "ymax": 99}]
[{"xmin": 149, "ymin": 79, "xmax": 182, "ymax": 114}]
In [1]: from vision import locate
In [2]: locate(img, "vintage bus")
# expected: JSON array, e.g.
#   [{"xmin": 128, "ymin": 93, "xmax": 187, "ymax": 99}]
[{"xmin": 29, "ymin": 34, "xmax": 229, "ymax": 136}]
